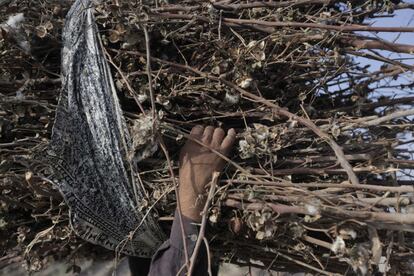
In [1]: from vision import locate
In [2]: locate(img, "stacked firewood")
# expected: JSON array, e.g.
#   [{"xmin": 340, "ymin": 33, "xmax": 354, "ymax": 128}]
[{"xmin": 1, "ymin": 0, "xmax": 414, "ymax": 274}]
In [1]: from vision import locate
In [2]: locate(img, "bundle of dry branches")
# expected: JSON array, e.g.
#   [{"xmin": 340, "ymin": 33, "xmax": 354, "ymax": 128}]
[{"xmin": 1, "ymin": 0, "xmax": 414, "ymax": 274}]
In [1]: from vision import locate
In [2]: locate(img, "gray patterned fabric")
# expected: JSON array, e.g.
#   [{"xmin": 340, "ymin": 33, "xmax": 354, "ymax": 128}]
[{"xmin": 44, "ymin": 0, "xmax": 164, "ymax": 257}]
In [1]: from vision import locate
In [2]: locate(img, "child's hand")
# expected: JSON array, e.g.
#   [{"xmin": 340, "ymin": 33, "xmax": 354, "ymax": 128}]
[{"xmin": 178, "ymin": 125, "xmax": 236, "ymax": 222}]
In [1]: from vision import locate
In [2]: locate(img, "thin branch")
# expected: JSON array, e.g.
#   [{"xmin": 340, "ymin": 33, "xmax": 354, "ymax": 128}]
[
  {"xmin": 332, "ymin": 96, "xmax": 414, "ymax": 113},
  {"xmin": 154, "ymin": 13, "xmax": 414, "ymax": 33},
  {"xmin": 343, "ymin": 109, "xmax": 414, "ymax": 130},
  {"xmin": 344, "ymin": 37, "xmax": 414, "ymax": 54},
  {"xmin": 224, "ymin": 179, "xmax": 414, "ymax": 193},
  {"xmin": 120, "ymin": 50, "xmax": 360, "ymax": 186},
  {"xmin": 276, "ymin": 251, "xmax": 340, "ymax": 276},
  {"xmin": 141, "ymin": 25, "xmax": 157, "ymax": 120},
  {"xmin": 188, "ymin": 172, "xmax": 219, "ymax": 276}
]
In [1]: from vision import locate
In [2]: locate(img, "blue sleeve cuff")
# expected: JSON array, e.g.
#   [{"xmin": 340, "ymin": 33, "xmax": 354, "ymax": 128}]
[{"xmin": 169, "ymin": 209, "xmax": 200, "ymax": 253}]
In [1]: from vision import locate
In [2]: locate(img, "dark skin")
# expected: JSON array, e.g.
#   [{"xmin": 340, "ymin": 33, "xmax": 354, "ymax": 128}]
[
  {"xmin": 128, "ymin": 125, "xmax": 235, "ymax": 276},
  {"xmin": 179, "ymin": 125, "xmax": 236, "ymax": 222}
]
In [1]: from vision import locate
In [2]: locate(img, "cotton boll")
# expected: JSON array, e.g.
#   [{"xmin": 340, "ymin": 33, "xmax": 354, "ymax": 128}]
[
  {"xmin": 15, "ymin": 90, "xmax": 24, "ymax": 100},
  {"xmin": 378, "ymin": 256, "xmax": 390, "ymax": 273},
  {"xmin": 129, "ymin": 115, "xmax": 158, "ymax": 162},
  {"xmin": 6, "ymin": 13, "xmax": 25, "ymax": 29},
  {"xmin": 224, "ymin": 91, "xmax": 240, "ymax": 105},
  {"xmin": 1, "ymin": 13, "xmax": 30, "ymax": 54},
  {"xmin": 339, "ymin": 228, "xmax": 357, "ymax": 239},
  {"xmin": 331, "ymin": 236, "xmax": 346, "ymax": 255},
  {"xmin": 238, "ymin": 77, "xmax": 253, "ymax": 89},
  {"xmin": 209, "ymin": 212, "xmax": 218, "ymax": 224},
  {"xmin": 253, "ymin": 124, "xmax": 269, "ymax": 142},
  {"xmin": 238, "ymin": 139, "xmax": 254, "ymax": 159},
  {"xmin": 137, "ymin": 93, "xmax": 148, "ymax": 103},
  {"xmin": 255, "ymin": 231, "xmax": 265, "ymax": 240},
  {"xmin": 252, "ymin": 61, "xmax": 262, "ymax": 69},
  {"xmin": 304, "ymin": 199, "xmax": 321, "ymax": 217},
  {"xmin": 305, "ymin": 204, "xmax": 319, "ymax": 216}
]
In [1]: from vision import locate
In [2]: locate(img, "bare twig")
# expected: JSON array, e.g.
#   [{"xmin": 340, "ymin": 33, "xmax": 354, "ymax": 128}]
[
  {"xmin": 224, "ymin": 179, "xmax": 414, "ymax": 193},
  {"xmin": 121, "ymin": 50, "xmax": 360, "ymax": 185},
  {"xmin": 188, "ymin": 172, "xmax": 219, "ymax": 276},
  {"xmin": 141, "ymin": 25, "xmax": 157, "ymax": 120},
  {"xmin": 154, "ymin": 13, "xmax": 414, "ymax": 33}
]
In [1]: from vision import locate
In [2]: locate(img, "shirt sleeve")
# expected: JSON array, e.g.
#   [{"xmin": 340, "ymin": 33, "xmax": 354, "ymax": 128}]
[{"xmin": 148, "ymin": 210, "xmax": 208, "ymax": 276}]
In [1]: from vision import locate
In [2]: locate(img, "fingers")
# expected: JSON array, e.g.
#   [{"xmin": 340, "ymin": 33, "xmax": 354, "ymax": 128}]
[
  {"xmin": 202, "ymin": 126, "xmax": 214, "ymax": 143},
  {"xmin": 220, "ymin": 128, "xmax": 236, "ymax": 154},
  {"xmin": 190, "ymin": 125, "xmax": 204, "ymax": 140},
  {"xmin": 189, "ymin": 125, "xmax": 236, "ymax": 154},
  {"xmin": 212, "ymin": 128, "xmax": 225, "ymax": 146}
]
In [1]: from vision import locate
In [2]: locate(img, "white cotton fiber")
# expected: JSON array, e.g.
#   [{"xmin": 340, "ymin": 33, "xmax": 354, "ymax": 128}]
[{"xmin": 6, "ymin": 13, "xmax": 25, "ymax": 29}]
